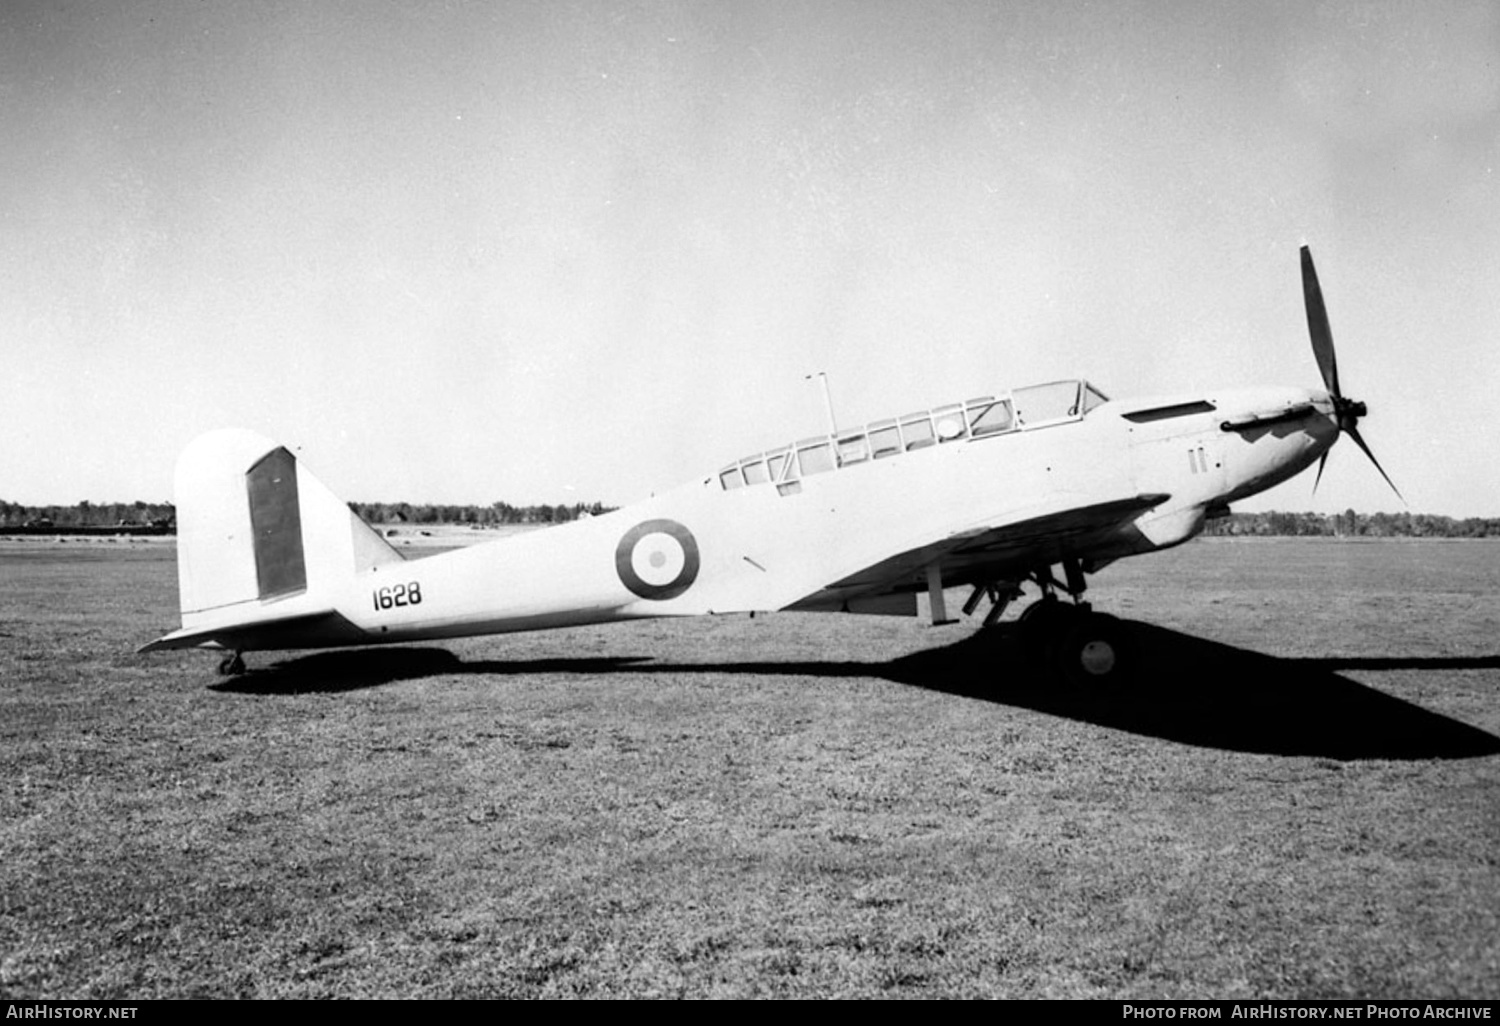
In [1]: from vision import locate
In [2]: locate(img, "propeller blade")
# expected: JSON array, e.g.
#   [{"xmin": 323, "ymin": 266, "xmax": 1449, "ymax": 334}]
[
  {"xmin": 1312, "ymin": 452, "xmax": 1328, "ymax": 495},
  {"xmin": 1301, "ymin": 245, "xmax": 1341, "ymax": 399},
  {"xmin": 1344, "ymin": 423, "xmax": 1403, "ymax": 502}
]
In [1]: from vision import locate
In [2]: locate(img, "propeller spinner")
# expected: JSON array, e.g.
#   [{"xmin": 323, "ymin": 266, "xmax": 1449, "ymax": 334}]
[{"xmin": 1300, "ymin": 245, "xmax": 1402, "ymax": 500}]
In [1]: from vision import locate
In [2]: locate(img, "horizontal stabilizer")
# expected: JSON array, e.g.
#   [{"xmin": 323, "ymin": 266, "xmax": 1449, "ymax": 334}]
[{"xmin": 139, "ymin": 608, "xmax": 365, "ymax": 653}]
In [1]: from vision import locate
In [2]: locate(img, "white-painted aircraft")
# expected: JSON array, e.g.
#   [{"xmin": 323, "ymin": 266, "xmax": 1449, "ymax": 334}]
[{"xmin": 143, "ymin": 247, "xmax": 1397, "ymax": 682}]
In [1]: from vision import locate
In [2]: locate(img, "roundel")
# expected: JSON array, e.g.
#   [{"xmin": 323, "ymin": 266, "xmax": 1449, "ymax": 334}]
[{"xmin": 615, "ymin": 519, "xmax": 700, "ymax": 600}]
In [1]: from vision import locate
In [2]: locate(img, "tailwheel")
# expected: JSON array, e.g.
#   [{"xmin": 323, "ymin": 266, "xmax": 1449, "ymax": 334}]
[
  {"xmin": 217, "ymin": 651, "xmax": 247, "ymax": 676},
  {"xmin": 1049, "ymin": 612, "xmax": 1132, "ymax": 688}
]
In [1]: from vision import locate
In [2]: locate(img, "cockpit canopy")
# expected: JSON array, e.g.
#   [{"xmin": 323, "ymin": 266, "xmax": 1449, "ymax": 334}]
[{"xmin": 718, "ymin": 379, "xmax": 1108, "ymax": 493}]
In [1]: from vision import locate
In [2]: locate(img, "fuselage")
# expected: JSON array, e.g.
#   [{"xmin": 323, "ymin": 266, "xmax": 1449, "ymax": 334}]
[
  {"xmin": 145, "ymin": 244, "xmax": 1372, "ymax": 661},
  {"xmin": 299, "ymin": 379, "xmax": 1341, "ymax": 648}
]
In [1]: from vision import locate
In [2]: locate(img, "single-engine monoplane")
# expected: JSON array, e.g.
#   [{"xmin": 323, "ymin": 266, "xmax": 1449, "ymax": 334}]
[{"xmin": 143, "ymin": 247, "xmax": 1397, "ymax": 682}]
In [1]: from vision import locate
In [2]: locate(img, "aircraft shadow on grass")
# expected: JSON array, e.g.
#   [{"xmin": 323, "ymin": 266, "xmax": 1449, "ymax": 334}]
[{"xmin": 216, "ymin": 621, "xmax": 1500, "ymax": 761}]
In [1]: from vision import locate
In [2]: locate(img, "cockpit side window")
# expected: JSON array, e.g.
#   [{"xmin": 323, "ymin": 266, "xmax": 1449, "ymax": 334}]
[
  {"xmin": 1012, "ymin": 380, "xmax": 1083, "ymax": 426},
  {"xmin": 932, "ymin": 404, "xmax": 968, "ymax": 442},
  {"xmin": 774, "ymin": 446, "xmax": 802, "ymax": 496},
  {"xmin": 967, "ymin": 398, "xmax": 1014, "ymax": 437},
  {"xmin": 868, "ymin": 420, "xmax": 901, "ymax": 458},
  {"xmin": 900, "ymin": 414, "xmax": 935, "ymax": 450},
  {"xmin": 798, "ymin": 440, "xmax": 836, "ymax": 476},
  {"xmin": 837, "ymin": 433, "xmax": 869, "ymax": 466}
]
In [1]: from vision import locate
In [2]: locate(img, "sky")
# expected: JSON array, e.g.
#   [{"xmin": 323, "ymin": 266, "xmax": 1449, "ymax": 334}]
[{"xmin": 3, "ymin": 0, "xmax": 1498, "ymax": 515}]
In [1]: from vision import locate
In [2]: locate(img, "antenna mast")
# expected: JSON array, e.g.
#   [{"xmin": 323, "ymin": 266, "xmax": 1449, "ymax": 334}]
[{"xmin": 806, "ymin": 372, "xmax": 838, "ymax": 436}]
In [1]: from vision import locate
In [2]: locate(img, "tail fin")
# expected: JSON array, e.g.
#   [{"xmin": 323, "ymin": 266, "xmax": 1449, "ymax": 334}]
[{"xmin": 156, "ymin": 429, "xmax": 401, "ymax": 643}]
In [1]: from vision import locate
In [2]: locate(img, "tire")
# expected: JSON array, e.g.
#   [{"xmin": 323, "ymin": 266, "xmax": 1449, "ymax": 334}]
[{"xmin": 1018, "ymin": 598, "xmax": 1081, "ymax": 666}]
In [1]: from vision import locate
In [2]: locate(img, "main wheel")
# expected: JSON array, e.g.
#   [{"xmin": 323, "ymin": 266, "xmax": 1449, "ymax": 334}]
[
  {"xmin": 217, "ymin": 652, "xmax": 246, "ymax": 676},
  {"xmin": 1018, "ymin": 598, "xmax": 1083, "ymax": 666},
  {"xmin": 1050, "ymin": 612, "xmax": 1132, "ymax": 688}
]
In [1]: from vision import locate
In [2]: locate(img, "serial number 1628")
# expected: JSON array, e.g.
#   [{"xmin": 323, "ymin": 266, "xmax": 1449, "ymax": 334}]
[{"xmin": 372, "ymin": 582, "xmax": 423, "ymax": 610}]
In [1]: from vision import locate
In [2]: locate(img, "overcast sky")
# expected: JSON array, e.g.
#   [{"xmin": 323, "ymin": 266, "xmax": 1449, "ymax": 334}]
[{"xmin": 4, "ymin": 0, "xmax": 1497, "ymax": 515}]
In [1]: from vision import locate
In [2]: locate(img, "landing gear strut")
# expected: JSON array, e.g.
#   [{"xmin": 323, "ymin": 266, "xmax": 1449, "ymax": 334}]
[{"xmin": 216, "ymin": 651, "xmax": 246, "ymax": 676}]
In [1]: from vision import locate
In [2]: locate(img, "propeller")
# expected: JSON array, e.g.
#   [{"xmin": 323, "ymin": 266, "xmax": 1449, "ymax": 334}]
[{"xmin": 1299, "ymin": 245, "xmax": 1403, "ymax": 501}]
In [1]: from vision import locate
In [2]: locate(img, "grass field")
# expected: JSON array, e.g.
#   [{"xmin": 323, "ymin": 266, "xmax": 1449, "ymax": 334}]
[{"xmin": 1, "ymin": 536, "xmax": 1497, "ymax": 998}]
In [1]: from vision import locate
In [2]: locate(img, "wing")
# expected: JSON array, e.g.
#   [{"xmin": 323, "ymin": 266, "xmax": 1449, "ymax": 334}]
[{"xmin": 786, "ymin": 492, "xmax": 1168, "ymax": 613}]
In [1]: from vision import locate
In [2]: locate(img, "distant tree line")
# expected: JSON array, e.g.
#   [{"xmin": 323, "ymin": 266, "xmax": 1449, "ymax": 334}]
[
  {"xmin": 0, "ymin": 500, "xmax": 175, "ymax": 528},
  {"xmin": 345, "ymin": 501, "xmax": 616, "ymax": 527},
  {"xmin": 5, "ymin": 501, "xmax": 1497, "ymax": 537},
  {"xmin": 0, "ymin": 499, "xmax": 615, "ymax": 530},
  {"xmin": 1204, "ymin": 510, "xmax": 1500, "ymax": 538}
]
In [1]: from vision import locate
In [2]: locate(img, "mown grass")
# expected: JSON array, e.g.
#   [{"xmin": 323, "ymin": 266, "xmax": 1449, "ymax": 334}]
[{"xmin": 1, "ymin": 537, "xmax": 1497, "ymax": 998}]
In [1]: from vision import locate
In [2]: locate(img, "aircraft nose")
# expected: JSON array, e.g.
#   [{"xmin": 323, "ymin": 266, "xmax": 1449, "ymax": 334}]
[{"xmin": 1214, "ymin": 387, "xmax": 1341, "ymax": 504}]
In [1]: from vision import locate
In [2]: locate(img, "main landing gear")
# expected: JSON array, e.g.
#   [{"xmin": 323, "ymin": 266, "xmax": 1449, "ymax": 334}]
[
  {"xmin": 973, "ymin": 559, "xmax": 1133, "ymax": 687},
  {"xmin": 216, "ymin": 651, "xmax": 247, "ymax": 676},
  {"xmin": 1020, "ymin": 598, "xmax": 1131, "ymax": 687}
]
